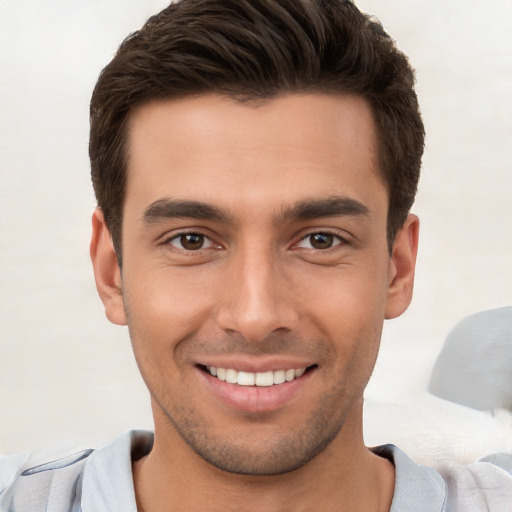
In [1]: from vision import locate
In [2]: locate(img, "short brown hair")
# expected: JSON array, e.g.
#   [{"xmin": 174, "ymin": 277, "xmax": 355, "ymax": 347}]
[{"xmin": 90, "ymin": 0, "xmax": 424, "ymax": 261}]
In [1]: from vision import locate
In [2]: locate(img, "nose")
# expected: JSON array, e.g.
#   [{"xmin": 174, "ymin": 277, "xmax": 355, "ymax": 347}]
[{"xmin": 216, "ymin": 246, "xmax": 299, "ymax": 342}]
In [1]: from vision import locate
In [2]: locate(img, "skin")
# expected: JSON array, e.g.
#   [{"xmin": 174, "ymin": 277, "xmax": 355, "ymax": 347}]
[{"xmin": 91, "ymin": 93, "xmax": 419, "ymax": 511}]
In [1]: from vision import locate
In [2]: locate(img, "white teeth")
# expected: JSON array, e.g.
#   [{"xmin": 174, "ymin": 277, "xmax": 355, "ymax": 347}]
[
  {"xmin": 206, "ymin": 366, "xmax": 308, "ymax": 386},
  {"xmin": 255, "ymin": 371, "xmax": 274, "ymax": 387},
  {"xmin": 237, "ymin": 371, "xmax": 255, "ymax": 386},
  {"xmin": 273, "ymin": 370, "xmax": 286, "ymax": 384},
  {"xmin": 226, "ymin": 369, "xmax": 238, "ymax": 384}
]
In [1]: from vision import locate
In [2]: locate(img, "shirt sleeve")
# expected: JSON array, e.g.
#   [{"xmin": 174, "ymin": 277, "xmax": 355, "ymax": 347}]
[
  {"xmin": 441, "ymin": 459, "xmax": 512, "ymax": 512},
  {"xmin": 0, "ymin": 453, "xmax": 28, "ymax": 494}
]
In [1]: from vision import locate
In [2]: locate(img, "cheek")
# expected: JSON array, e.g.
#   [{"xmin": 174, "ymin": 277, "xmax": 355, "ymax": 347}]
[
  {"xmin": 296, "ymin": 263, "xmax": 388, "ymax": 373},
  {"xmin": 129, "ymin": 260, "xmax": 217, "ymax": 311},
  {"xmin": 122, "ymin": 264, "xmax": 218, "ymax": 356},
  {"xmin": 299, "ymin": 263, "xmax": 389, "ymax": 324}
]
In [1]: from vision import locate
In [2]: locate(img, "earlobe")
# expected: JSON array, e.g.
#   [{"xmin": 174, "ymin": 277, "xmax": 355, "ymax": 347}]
[
  {"xmin": 90, "ymin": 208, "xmax": 127, "ymax": 326},
  {"xmin": 385, "ymin": 214, "xmax": 419, "ymax": 319}
]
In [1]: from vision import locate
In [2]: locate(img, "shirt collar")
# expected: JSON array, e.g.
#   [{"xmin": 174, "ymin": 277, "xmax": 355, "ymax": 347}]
[
  {"xmin": 81, "ymin": 430, "xmax": 153, "ymax": 512},
  {"xmin": 80, "ymin": 432, "xmax": 447, "ymax": 512},
  {"xmin": 373, "ymin": 444, "xmax": 446, "ymax": 512}
]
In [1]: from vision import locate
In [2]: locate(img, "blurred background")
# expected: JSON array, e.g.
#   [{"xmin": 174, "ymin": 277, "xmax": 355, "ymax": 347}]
[{"xmin": 1, "ymin": 0, "xmax": 511, "ymax": 464}]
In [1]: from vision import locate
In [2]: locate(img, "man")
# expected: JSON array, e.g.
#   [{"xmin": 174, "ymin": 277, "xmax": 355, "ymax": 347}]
[{"xmin": 1, "ymin": 0, "xmax": 511, "ymax": 510}]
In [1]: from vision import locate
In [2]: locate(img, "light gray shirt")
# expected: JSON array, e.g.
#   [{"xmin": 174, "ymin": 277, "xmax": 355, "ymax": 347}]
[{"xmin": 1, "ymin": 430, "xmax": 511, "ymax": 511}]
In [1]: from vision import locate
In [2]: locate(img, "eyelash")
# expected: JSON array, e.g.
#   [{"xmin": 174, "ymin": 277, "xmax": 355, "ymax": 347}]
[
  {"xmin": 162, "ymin": 229, "xmax": 348, "ymax": 253},
  {"xmin": 293, "ymin": 231, "xmax": 348, "ymax": 252},
  {"xmin": 163, "ymin": 231, "xmax": 220, "ymax": 252}
]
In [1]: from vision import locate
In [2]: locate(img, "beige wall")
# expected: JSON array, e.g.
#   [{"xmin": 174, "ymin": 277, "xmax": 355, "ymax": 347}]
[{"xmin": 0, "ymin": 0, "xmax": 510, "ymax": 460}]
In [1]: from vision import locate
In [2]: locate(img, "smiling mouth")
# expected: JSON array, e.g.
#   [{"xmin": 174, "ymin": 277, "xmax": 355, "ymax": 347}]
[{"xmin": 200, "ymin": 365, "xmax": 316, "ymax": 387}]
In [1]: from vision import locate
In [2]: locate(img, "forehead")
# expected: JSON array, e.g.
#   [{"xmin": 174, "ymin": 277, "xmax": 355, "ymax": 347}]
[{"xmin": 124, "ymin": 93, "xmax": 386, "ymax": 218}]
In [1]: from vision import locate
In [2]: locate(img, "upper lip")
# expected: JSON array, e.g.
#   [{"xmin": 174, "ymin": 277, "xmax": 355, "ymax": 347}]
[{"xmin": 196, "ymin": 355, "xmax": 315, "ymax": 373}]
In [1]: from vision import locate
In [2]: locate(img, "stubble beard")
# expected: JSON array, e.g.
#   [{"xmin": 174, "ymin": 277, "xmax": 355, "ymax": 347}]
[
  {"xmin": 126, "ymin": 303, "xmax": 380, "ymax": 477},
  {"xmin": 153, "ymin": 381, "xmax": 361, "ymax": 476}
]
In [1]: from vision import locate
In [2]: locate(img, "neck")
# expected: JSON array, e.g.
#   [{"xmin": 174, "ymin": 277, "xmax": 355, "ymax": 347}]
[{"xmin": 133, "ymin": 402, "xmax": 395, "ymax": 512}]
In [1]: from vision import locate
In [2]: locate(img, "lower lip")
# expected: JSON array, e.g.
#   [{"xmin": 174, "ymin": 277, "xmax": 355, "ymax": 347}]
[{"xmin": 198, "ymin": 368, "xmax": 314, "ymax": 413}]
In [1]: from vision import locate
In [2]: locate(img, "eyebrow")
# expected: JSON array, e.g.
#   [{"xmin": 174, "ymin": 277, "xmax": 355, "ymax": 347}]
[
  {"xmin": 143, "ymin": 198, "xmax": 233, "ymax": 224},
  {"xmin": 278, "ymin": 196, "xmax": 370, "ymax": 222},
  {"xmin": 142, "ymin": 195, "xmax": 370, "ymax": 225}
]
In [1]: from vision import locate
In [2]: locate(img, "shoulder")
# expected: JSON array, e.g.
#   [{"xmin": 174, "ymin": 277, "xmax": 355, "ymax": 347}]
[
  {"xmin": 0, "ymin": 449, "xmax": 92, "ymax": 512},
  {"xmin": 0, "ymin": 430, "xmax": 153, "ymax": 512},
  {"xmin": 438, "ymin": 456, "xmax": 512, "ymax": 512},
  {"xmin": 374, "ymin": 445, "xmax": 512, "ymax": 512}
]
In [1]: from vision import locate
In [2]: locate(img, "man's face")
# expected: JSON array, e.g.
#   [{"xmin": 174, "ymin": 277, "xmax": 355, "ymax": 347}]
[{"xmin": 92, "ymin": 93, "xmax": 417, "ymax": 475}]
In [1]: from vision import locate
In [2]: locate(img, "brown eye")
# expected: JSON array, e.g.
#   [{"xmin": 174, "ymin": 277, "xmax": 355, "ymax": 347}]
[
  {"xmin": 180, "ymin": 234, "xmax": 204, "ymax": 250},
  {"xmin": 170, "ymin": 233, "xmax": 208, "ymax": 250},
  {"xmin": 296, "ymin": 232, "xmax": 344, "ymax": 250},
  {"xmin": 309, "ymin": 233, "xmax": 334, "ymax": 249}
]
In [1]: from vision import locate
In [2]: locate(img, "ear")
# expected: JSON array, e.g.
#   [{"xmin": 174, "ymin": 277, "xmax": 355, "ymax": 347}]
[
  {"xmin": 90, "ymin": 208, "xmax": 127, "ymax": 325},
  {"xmin": 385, "ymin": 214, "xmax": 419, "ymax": 319}
]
